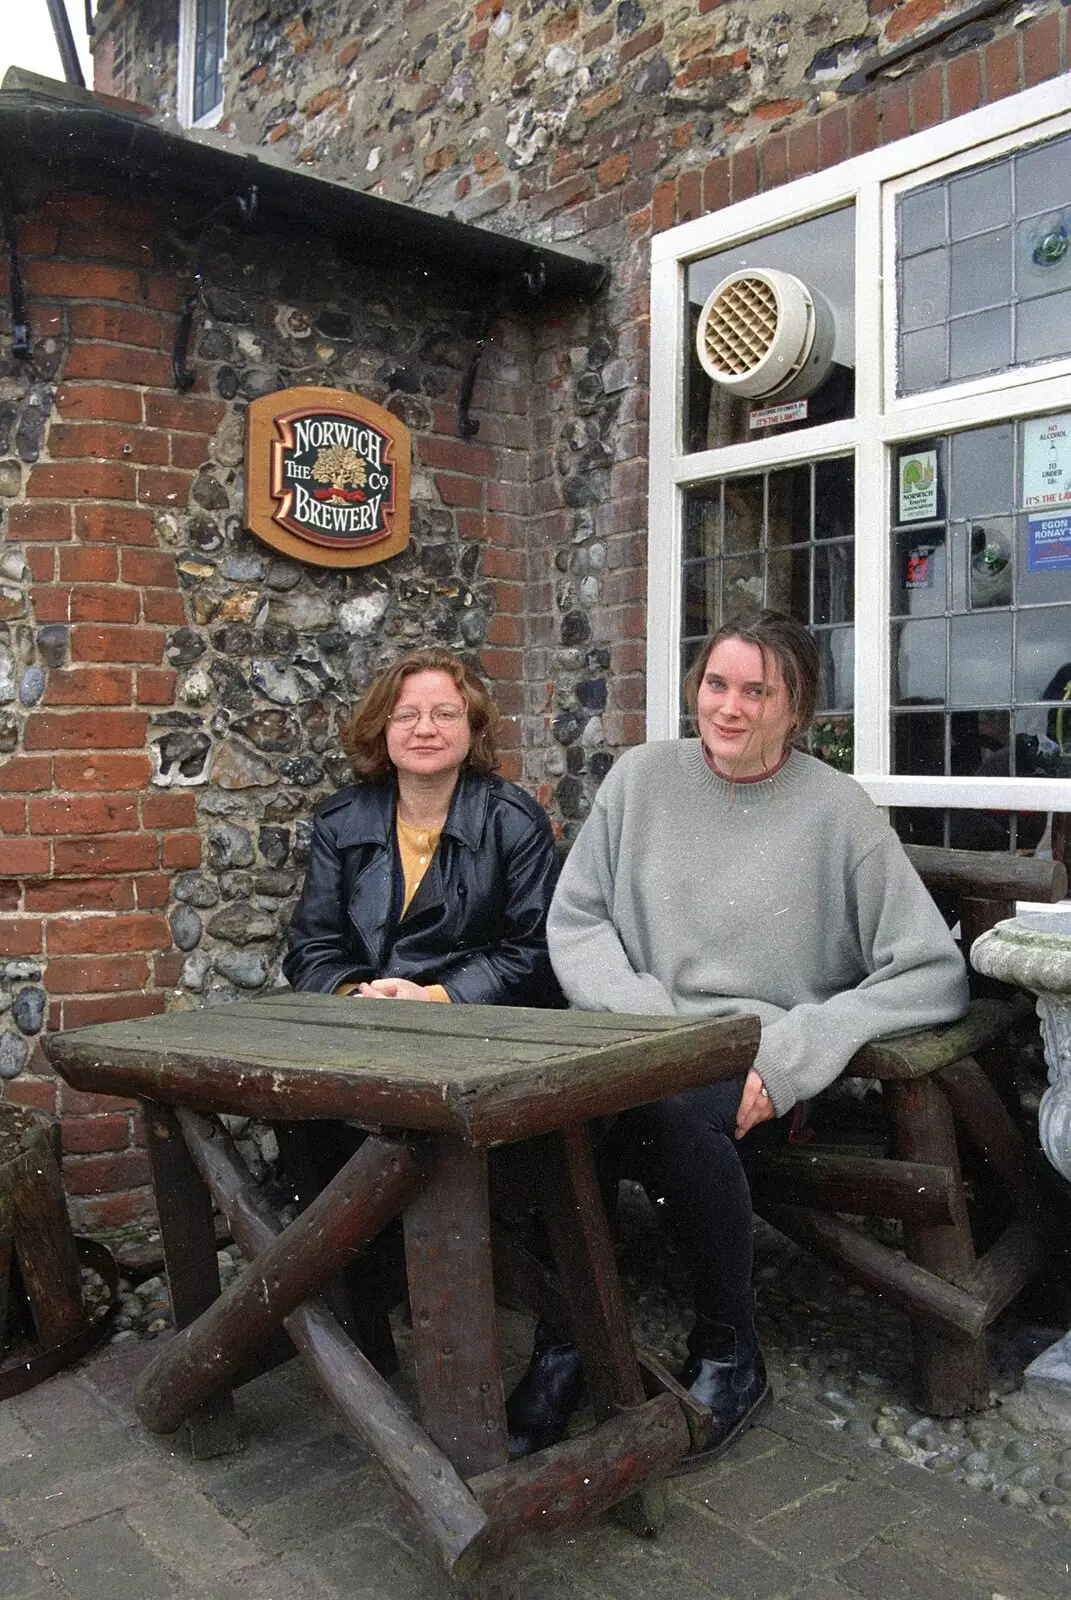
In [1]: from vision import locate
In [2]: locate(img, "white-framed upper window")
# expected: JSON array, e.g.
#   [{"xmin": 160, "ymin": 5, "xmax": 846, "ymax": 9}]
[
  {"xmin": 648, "ymin": 74, "xmax": 1071, "ymax": 847},
  {"xmin": 178, "ymin": 0, "xmax": 227, "ymax": 129}
]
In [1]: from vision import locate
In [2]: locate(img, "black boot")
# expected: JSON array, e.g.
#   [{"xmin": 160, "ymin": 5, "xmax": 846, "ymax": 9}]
[
  {"xmin": 505, "ymin": 1321, "xmax": 584, "ymax": 1459},
  {"xmin": 669, "ymin": 1316, "xmax": 771, "ymax": 1475}
]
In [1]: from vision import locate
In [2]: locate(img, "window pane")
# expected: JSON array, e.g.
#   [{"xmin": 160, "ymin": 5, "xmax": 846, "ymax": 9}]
[
  {"xmin": 683, "ymin": 560, "xmax": 717, "ymax": 639},
  {"xmin": 1017, "ymin": 513, "xmax": 1071, "ymax": 606},
  {"xmin": 809, "ymin": 715, "xmax": 853, "ymax": 770},
  {"xmin": 814, "ymin": 542, "xmax": 853, "ymax": 625},
  {"xmin": 1014, "ymin": 709, "xmax": 1071, "ymax": 777},
  {"xmin": 949, "ymin": 425, "xmax": 1014, "ymax": 519},
  {"xmin": 949, "ymin": 612, "xmax": 1012, "ymax": 705},
  {"xmin": 899, "ymin": 134, "xmax": 1071, "ymax": 395},
  {"xmin": 1016, "ymin": 288, "xmax": 1071, "ymax": 366},
  {"xmin": 724, "ymin": 477, "xmax": 763, "ymax": 553},
  {"xmin": 680, "ymin": 459, "xmax": 855, "ymax": 744},
  {"xmin": 967, "ymin": 517, "xmax": 1014, "ymax": 609},
  {"xmin": 948, "ymin": 308, "xmax": 1010, "ymax": 379},
  {"xmin": 765, "ymin": 547, "xmax": 807, "ymax": 616},
  {"xmin": 193, "ymin": 0, "xmax": 226, "ymax": 121},
  {"xmin": 684, "ymin": 488, "xmax": 721, "ymax": 562},
  {"xmin": 722, "ymin": 555, "xmax": 763, "ymax": 619},
  {"xmin": 892, "ymin": 529, "xmax": 946, "ymax": 618},
  {"xmin": 1015, "ymin": 213, "xmax": 1071, "ymax": 301},
  {"xmin": 817, "ymin": 626, "xmax": 853, "ymax": 711},
  {"xmin": 685, "ymin": 208, "xmax": 856, "ymax": 450},
  {"xmin": 887, "ymin": 420, "xmax": 1071, "ymax": 798},
  {"xmin": 899, "ymin": 186, "xmax": 947, "ymax": 256},
  {"xmin": 1016, "ymin": 606, "xmax": 1071, "ymax": 700},
  {"xmin": 893, "ymin": 711, "xmax": 945, "ymax": 774},
  {"xmin": 814, "ymin": 455, "xmax": 854, "ymax": 540},
  {"xmin": 893, "ymin": 618, "xmax": 946, "ymax": 705},
  {"xmin": 951, "ymin": 709, "xmax": 1010, "ymax": 776},
  {"xmin": 1012, "ymin": 711, "xmax": 1067, "ymax": 778},
  {"xmin": 950, "ymin": 164, "xmax": 1011, "ymax": 240},
  {"xmin": 949, "ymin": 230, "xmax": 1012, "ymax": 316},
  {"xmin": 949, "ymin": 808, "xmax": 1027, "ymax": 851},
  {"xmin": 1015, "ymin": 133, "xmax": 1071, "ymax": 219},
  {"xmin": 902, "ymin": 249, "xmax": 949, "ymax": 330},
  {"xmin": 892, "ymin": 806, "xmax": 947, "ymax": 846},
  {"xmin": 767, "ymin": 466, "xmax": 810, "ymax": 547},
  {"xmin": 901, "ymin": 326, "xmax": 947, "ymax": 391}
]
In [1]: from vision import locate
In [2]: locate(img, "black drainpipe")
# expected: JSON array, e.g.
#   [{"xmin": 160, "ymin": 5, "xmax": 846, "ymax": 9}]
[{"xmin": 45, "ymin": 0, "xmax": 87, "ymax": 90}]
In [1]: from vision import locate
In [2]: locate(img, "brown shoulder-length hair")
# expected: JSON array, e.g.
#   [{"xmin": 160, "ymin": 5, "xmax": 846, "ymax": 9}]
[
  {"xmin": 340, "ymin": 648, "xmax": 499, "ymax": 779},
  {"xmin": 683, "ymin": 611, "xmax": 820, "ymax": 748}
]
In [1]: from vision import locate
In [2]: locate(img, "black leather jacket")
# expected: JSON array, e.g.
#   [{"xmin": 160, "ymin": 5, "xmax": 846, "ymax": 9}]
[{"xmin": 283, "ymin": 768, "xmax": 564, "ymax": 1006}]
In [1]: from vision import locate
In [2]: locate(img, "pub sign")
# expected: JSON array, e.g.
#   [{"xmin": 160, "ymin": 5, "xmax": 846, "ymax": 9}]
[{"xmin": 245, "ymin": 386, "xmax": 410, "ymax": 568}]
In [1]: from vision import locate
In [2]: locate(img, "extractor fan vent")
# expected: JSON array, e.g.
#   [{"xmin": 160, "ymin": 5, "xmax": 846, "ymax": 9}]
[
  {"xmin": 696, "ymin": 268, "xmax": 836, "ymax": 403},
  {"xmin": 699, "ymin": 276, "xmax": 781, "ymax": 378}
]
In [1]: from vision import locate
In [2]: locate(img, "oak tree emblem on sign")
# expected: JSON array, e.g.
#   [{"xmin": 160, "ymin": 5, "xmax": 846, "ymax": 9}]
[{"xmin": 245, "ymin": 387, "xmax": 411, "ymax": 568}]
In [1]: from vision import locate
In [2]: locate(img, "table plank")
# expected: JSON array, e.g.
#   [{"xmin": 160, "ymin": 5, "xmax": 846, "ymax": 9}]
[
  {"xmin": 46, "ymin": 1002, "xmax": 761, "ymax": 1146},
  {"xmin": 160, "ymin": 992, "xmax": 689, "ymax": 1045},
  {"xmin": 53, "ymin": 1009, "xmax": 566, "ymax": 1070}
]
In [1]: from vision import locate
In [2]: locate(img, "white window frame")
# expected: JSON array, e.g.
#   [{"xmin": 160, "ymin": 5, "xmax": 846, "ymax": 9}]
[
  {"xmin": 177, "ymin": 0, "xmax": 227, "ymax": 130},
  {"xmin": 648, "ymin": 72, "xmax": 1071, "ymax": 817}
]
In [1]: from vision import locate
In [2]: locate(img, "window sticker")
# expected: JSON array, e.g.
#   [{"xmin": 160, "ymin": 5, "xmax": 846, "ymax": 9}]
[
  {"xmin": 749, "ymin": 398, "xmax": 809, "ymax": 430},
  {"xmin": 1023, "ymin": 413, "xmax": 1071, "ymax": 510},
  {"xmin": 1027, "ymin": 512, "xmax": 1071, "ymax": 572},
  {"xmin": 898, "ymin": 449, "xmax": 939, "ymax": 523},
  {"xmin": 906, "ymin": 546, "xmax": 934, "ymax": 588}
]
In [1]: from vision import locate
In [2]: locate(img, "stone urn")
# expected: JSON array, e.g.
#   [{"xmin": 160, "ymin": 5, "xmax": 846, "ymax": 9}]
[
  {"xmin": 970, "ymin": 913, "xmax": 1071, "ymax": 1184},
  {"xmin": 971, "ymin": 913, "xmax": 1071, "ymax": 1434}
]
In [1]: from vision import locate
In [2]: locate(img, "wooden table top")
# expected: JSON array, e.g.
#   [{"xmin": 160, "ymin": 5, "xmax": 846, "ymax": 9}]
[{"xmin": 45, "ymin": 993, "xmax": 760, "ymax": 1147}]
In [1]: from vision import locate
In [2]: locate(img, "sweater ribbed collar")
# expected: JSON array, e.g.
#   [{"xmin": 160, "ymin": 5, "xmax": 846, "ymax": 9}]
[{"xmin": 680, "ymin": 740, "xmax": 810, "ymax": 805}]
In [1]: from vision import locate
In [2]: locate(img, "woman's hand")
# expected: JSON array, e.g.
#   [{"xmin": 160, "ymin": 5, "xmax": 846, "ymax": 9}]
[
  {"xmin": 735, "ymin": 1068, "xmax": 776, "ymax": 1139},
  {"xmin": 358, "ymin": 978, "xmax": 433, "ymax": 1001}
]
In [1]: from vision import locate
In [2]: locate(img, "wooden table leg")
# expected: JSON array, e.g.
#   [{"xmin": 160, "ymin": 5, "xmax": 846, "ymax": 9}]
[
  {"xmin": 534, "ymin": 1123, "xmax": 645, "ymax": 1418},
  {"xmin": 403, "ymin": 1136, "xmax": 508, "ymax": 1476},
  {"xmin": 137, "ymin": 1113, "xmax": 426, "ymax": 1435},
  {"xmin": 140, "ymin": 1099, "xmax": 237, "ymax": 1458},
  {"xmin": 151, "ymin": 1109, "xmax": 490, "ymax": 1581},
  {"xmin": 532, "ymin": 1123, "xmax": 670, "ymax": 1533}
]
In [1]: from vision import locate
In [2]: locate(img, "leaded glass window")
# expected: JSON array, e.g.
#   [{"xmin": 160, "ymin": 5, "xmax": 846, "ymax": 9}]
[{"xmin": 897, "ymin": 131, "xmax": 1071, "ymax": 394}]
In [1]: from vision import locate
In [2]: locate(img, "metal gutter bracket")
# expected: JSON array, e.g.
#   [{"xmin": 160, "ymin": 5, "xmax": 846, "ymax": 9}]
[
  {"xmin": 0, "ymin": 175, "xmax": 31, "ymax": 360},
  {"xmin": 456, "ymin": 256, "xmax": 548, "ymax": 441},
  {"xmin": 173, "ymin": 186, "xmax": 259, "ymax": 392}
]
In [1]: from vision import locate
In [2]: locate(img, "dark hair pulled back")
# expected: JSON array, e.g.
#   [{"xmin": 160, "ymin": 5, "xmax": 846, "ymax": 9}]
[{"xmin": 683, "ymin": 610, "xmax": 820, "ymax": 747}]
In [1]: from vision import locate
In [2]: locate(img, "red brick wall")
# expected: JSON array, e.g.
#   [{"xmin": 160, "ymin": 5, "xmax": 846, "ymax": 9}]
[
  {"xmin": 0, "ymin": 186, "xmax": 533, "ymax": 1231},
  {"xmin": 0, "ymin": 193, "xmax": 204, "ymax": 1227}
]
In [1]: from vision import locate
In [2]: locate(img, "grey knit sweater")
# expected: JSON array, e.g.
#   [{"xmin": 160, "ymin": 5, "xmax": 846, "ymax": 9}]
[{"xmin": 546, "ymin": 741, "xmax": 969, "ymax": 1115}]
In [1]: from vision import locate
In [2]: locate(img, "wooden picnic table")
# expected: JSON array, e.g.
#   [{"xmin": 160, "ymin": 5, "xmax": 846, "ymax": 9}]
[{"xmin": 46, "ymin": 993, "xmax": 758, "ymax": 1580}]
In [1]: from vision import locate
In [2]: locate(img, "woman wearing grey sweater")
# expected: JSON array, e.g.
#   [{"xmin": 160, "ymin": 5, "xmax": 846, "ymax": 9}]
[{"xmin": 505, "ymin": 612, "xmax": 968, "ymax": 1470}]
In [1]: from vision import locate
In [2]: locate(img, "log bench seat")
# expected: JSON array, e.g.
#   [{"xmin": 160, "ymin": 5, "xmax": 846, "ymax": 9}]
[{"xmin": 748, "ymin": 844, "xmax": 1066, "ymax": 1415}]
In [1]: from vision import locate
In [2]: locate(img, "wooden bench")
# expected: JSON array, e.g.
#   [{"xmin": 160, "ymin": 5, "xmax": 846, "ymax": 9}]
[{"xmin": 747, "ymin": 844, "xmax": 1067, "ymax": 1416}]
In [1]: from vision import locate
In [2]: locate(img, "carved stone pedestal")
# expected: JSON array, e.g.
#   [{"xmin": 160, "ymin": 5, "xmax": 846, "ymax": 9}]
[{"xmin": 971, "ymin": 914, "xmax": 1071, "ymax": 1435}]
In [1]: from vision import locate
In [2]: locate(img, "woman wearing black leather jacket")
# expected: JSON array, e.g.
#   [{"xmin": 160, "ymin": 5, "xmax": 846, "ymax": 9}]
[{"xmin": 283, "ymin": 647, "xmax": 562, "ymax": 1008}]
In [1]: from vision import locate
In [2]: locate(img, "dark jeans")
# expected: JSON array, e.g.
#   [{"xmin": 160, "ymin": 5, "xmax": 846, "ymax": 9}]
[{"xmin": 602, "ymin": 1077, "xmax": 756, "ymax": 1340}]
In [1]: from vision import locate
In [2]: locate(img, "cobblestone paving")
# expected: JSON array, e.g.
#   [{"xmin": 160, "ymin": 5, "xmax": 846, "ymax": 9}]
[{"xmin": 2, "ymin": 1332, "xmax": 1070, "ymax": 1600}]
